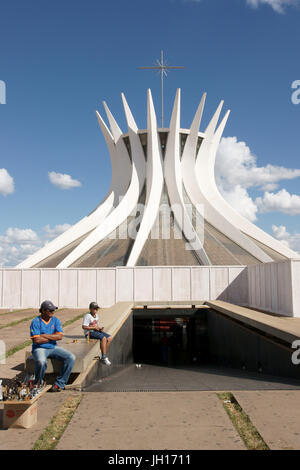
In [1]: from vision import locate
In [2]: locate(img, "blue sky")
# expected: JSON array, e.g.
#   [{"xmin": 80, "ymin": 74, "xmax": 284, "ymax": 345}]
[{"xmin": 0, "ymin": 0, "xmax": 300, "ymax": 266}]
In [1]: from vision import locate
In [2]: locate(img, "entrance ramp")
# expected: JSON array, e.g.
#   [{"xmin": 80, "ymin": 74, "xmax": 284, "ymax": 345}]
[
  {"xmin": 205, "ymin": 300, "xmax": 300, "ymax": 380},
  {"xmin": 206, "ymin": 300, "xmax": 300, "ymax": 344}
]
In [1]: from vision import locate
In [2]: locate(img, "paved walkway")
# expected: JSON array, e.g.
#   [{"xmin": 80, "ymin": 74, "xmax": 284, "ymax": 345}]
[
  {"xmin": 86, "ymin": 364, "xmax": 300, "ymax": 392},
  {"xmin": 234, "ymin": 391, "xmax": 300, "ymax": 450},
  {"xmin": 0, "ymin": 309, "xmax": 35, "ymax": 326},
  {"xmin": 3, "ymin": 387, "xmax": 300, "ymax": 450},
  {"xmin": 57, "ymin": 391, "xmax": 246, "ymax": 450},
  {"xmin": 0, "ymin": 308, "xmax": 33, "ymax": 315}
]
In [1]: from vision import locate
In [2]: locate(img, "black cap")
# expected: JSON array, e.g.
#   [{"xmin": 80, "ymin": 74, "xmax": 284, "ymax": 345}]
[
  {"xmin": 89, "ymin": 301, "xmax": 99, "ymax": 310},
  {"xmin": 39, "ymin": 300, "xmax": 58, "ymax": 312}
]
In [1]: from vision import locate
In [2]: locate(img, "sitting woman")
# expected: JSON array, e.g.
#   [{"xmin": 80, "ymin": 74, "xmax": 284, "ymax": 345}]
[{"xmin": 82, "ymin": 302, "xmax": 112, "ymax": 365}]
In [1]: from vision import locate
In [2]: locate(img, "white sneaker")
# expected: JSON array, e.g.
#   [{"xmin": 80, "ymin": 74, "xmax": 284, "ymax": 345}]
[{"xmin": 101, "ymin": 356, "xmax": 111, "ymax": 366}]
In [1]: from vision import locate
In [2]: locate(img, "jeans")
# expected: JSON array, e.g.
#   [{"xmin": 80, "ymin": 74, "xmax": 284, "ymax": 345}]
[{"xmin": 32, "ymin": 346, "xmax": 76, "ymax": 389}]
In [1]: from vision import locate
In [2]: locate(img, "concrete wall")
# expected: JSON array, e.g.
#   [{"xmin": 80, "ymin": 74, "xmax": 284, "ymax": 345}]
[
  {"xmin": 207, "ymin": 309, "xmax": 300, "ymax": 379},
  {"xmin": 291, "ymin": 260, "xmax": 300, "ymax": 318},
  {"xmin": 0, "ymin": 266, "xmax": 248, "ymax": 309},
  {"xmin": 2, "ymin": 261, "xmax": 299, "ymax": 316},
  {"xmin": 247, "ymin": 260, "xmax": 300, "ymax": 318}
]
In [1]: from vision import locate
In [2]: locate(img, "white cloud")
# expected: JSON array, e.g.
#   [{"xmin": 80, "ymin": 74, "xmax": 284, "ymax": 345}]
[
  {"xmin": 0, "ymin": 223, "xmax": 72, "ymax": 267},
  {"xmin": 187, "ymin": 0, "xmax": 299, "ymax": 12},
  {"xmin": 0, "ymin": 227, "xmax": 41, "ymax": 267},
  {"xmin": 43, "ymin": 223, "xmax": 72, "ymax": 239},
  {"xmin": 48, "ymin": 171, "xmax": 81, "ymax": 190},
  {"xmin": 272, "ymin": 224, "xmax": 289, "ymax": 240},
  {"xmin": 216, "ymin": 137, "xmax": 300, "ymax": 192},
  {"xmin": 272, "ymin": 225, "xmax": 300, "ymax": 253},
  {"xmin": 246, "ymin": 0, "xmax": 299, "ymax": 13},
  {"xmin": 256, "ymin": 189, "xmax": 300, "ymax": 215},
  {"xmin": 3, "ymin": 227, "xmax": 38, "ymax": 243},
  {"xmin": 0, "ymin": 169, "xmax": 14, "ymax": 196},
  {"xmin": 215, "ymin": 136, "xmax": 300, "ymax": 221},
  {"xmin": 218, "ymin": 184, "xmax": 258, "ymax": 222}
]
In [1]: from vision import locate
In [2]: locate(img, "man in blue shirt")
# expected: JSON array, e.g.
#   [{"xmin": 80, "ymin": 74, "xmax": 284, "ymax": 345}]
[{"xmin": 30, "ymin": 300, "xmax": 76, "ymax": 392}]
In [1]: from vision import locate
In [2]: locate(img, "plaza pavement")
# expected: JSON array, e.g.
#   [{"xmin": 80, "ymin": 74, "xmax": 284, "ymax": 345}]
[
  {"xmin": 234, "ymin": 390, "xmax": 300, "ymax": 450},
  {"xmin": 2, "ymin": 387, "xmax": 300, "ymax": 450},
  {"xmin": 56, "ymin": 391, "xmax": 245, "ymax": 450}
]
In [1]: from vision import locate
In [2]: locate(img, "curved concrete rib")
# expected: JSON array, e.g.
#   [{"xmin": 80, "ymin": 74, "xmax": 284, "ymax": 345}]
[
  {"xmin": 121, "ymin": 92, "xmax": 146, "ymax": 187},
  {"xmin": 182, "ymin": 102, "xmax": 272, "ymax": 263},
  {"xmin": 181, "ymin": 92, "xmax": 206, "ymax": 167},
  {"xmin": 17, "ymin": 109, "xmax": 131, "ymax": 269},
  {"xmin": 196, "ymin": 108, "xmax": 300, "ymax": 259},
  {"xmin": 164, "ymin": 88, "xmax": 211, "ymax": 265},
  {"xmin": 126, "ymin": 89, "xmax": 164, "ymax": 266},
  {"xmin": 57, "ymin": 94, "xmax": 146, "ymax": 268}
]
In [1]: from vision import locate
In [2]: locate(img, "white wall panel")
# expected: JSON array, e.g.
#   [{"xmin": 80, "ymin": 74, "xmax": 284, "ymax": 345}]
[
  {"xmin": 78, "ymin": 270, "xmax": 97, "ymax": 308},
  {"xmin": 22, "ymin": 270, "xmax": 40, "ymax": 308},
  {"xmin": 270, "ymin": 262, "xmax": 278, "ymax": 313},
  {"xmin": 247, "ymin": 266, "xmax": 255, "ymax": 306},
  {"xmin": 97, "ymin": 269, "xmax": 116, "ymax": 308},
  {"xmin": 255, "ymin": 265, "xmax": 260, "ymax": 309},
  {"xmin": 153, "ymin": 268, "xmax": 172, "ymax": 301},
  {"xmin": 265, "ymin": 263, "xmax": 272, "ymax": 312},
  {"xmin": 133, "ymin": 268, "xmax": 153, "ymax": 302},
  {"xmin": 228, "ymin": 267, "xmax": 248, "ymax": 305},
  {"xmin": 291, "ymin": 260, "xmax": 300, "ymax": 318},
  {"xmin": 247, "ymin": 261, "xmax": 294, "ymax": 317},
  {"xmin": 116, "ymin": 268, "xmax": 134, "ymax": 302},
  {"xmin": 3, "ymin": 270, "xmax": 21, "ymax": 308},
  {"xmin": 277, "ymin": 261, "xmax": 292, "ymax": 315},
  {"xmin": 40, "ymin": 270, "xmax": 59, "ymax": 307},
  {"xmin": 172, "ymin": 268, "xmax": 191, "ymax": 301},
  {"xmin": 210, "ymin": 268, "xmax": 229, "ymax": 301},
  {"xmin": 259, "ymin": 264, "xmax": 266, "ymax": 311},
  {"xmin": 191, "ymin": 268, "xmax": 210, "ymax": 300},
  {"xmin": 59, "ymin": 270, "xmax": 78, "ymax": 307}
]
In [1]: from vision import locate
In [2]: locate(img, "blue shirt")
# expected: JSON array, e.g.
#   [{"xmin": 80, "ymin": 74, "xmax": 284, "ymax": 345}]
[{"xmin": 30, "ymin": 316, "xmax": 63, "ymax": 352}]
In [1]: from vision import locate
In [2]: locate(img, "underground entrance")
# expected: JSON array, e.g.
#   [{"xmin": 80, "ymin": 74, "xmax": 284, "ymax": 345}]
[
  {"xmin": 84, "ymin": 306, "xmax": 300, "ymax": 392},
  {"xmin": 132, "ymin": 307, "xmax": 300, "ymax": 381},
  {"xmin": 133, "ymin": 308, "xmax": 208, "ymax": 367}
]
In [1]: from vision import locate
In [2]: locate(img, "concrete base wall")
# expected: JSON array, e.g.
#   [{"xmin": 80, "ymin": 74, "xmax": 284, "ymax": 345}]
[
  {"xmin": 0, "ymin": 266, "xmax": 248, "ymax": 309},
  {"xmin": 1, "ymin": 261, "xmax": 300, "ymax": 317},
  {"xmin": 247, "ymin": 260, "xmax": 300, "ymax": 317}
]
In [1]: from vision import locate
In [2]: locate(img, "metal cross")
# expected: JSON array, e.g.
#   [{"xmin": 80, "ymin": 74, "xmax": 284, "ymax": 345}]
[{"xmin": 138, "ymin": 51, "xmax": 184, "ymax": 128}]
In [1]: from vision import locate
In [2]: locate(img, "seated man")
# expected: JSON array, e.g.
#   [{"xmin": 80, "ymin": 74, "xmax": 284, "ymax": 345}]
[
  {"xmin": 82, "ymin": 302, "xmax": 112, "ymax": 365},
  {"xmin": 30, "ymin": 300, "xmax": 76, "ymax": 392}
]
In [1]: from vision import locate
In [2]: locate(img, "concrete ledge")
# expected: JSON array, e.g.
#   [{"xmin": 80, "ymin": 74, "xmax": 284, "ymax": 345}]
[
  {"xmin": 68, "ymin": 303, "xmax": 134, "ymax": 390},
  {"xmin": 133, "ymin": 301, "xmax": 207, "ymax": 308},
  {"xmin": 206, "ymin": 300, "xmax": 300, "ymax": 344},
  {"xmin": 66, "ymin": 358, "xmax": 99, "ymax": 391}
]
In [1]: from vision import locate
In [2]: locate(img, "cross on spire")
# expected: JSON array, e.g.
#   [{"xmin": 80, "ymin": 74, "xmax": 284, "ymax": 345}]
[{"xmin": 138, "ymin": 50, "xmax": 184, "ymax": 128}]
